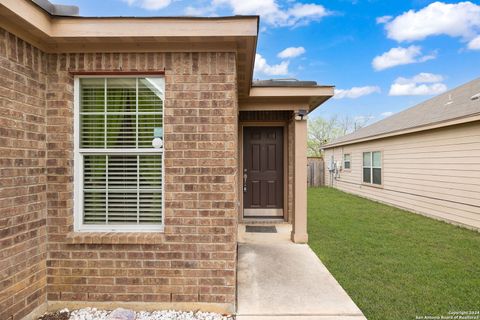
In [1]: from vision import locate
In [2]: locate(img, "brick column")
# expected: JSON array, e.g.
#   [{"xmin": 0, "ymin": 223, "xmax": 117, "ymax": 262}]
[
  {"xmin": 291, "ymin": 116, "xmax": 308, "ymax": 243},
  {"xmin": 0, "ymin": 29, "xmax": 48, "ymax": 320}
]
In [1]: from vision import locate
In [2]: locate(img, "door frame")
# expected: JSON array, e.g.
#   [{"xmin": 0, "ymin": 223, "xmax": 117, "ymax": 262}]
[{"xmin": 239, "ymin": 121, "xmax": 288, "ymax": 222}]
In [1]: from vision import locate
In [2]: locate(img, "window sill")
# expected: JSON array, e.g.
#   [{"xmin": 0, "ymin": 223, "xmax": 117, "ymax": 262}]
[{"xmin": 66, "ymin": 232, "xmax": 165, "ymax": 244}]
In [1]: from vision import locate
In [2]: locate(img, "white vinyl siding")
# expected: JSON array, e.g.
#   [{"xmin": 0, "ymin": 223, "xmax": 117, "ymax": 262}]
[
  {"xmin": 74, "ymin": 76, "xmax": 165, "ymax": 232},
  {"xmin": 324, "ymin": 122, "xmax": 480, "ymax": 230}
]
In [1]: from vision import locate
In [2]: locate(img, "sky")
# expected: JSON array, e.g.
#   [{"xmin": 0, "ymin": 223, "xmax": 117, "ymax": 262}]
[{"xmin": 52, "ymin": 0, "xmax": 480, "ymax": 125}]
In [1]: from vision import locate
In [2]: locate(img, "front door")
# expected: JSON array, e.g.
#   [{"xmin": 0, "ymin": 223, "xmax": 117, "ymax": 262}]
[{"xmin": 243, "ymin": 126, "xmax": 284, "ymax": 217}]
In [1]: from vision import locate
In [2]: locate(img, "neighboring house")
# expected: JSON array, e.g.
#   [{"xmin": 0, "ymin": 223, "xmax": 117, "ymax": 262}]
[
  {"xmin": 323, "ymin": 78, "xmax": 480, "ymax": 230},
  {"xmin": 0, "ymin": 0, "xmax": 334, "ymax": 319}
]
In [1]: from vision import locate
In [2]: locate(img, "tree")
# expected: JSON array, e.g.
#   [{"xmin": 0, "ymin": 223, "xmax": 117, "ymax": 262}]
[
  {"xmin": 307, "ymin": 115, "xmax": 373, "ymax": 157},
  {"xmin": 307, "ymin": 116, "xmax": 342, "ymax": 157}
]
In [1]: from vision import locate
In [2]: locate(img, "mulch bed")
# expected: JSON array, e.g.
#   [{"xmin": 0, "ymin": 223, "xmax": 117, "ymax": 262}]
[{"xmin": 37, "ymin": 311, "xmax": 70, "ymax": 320}]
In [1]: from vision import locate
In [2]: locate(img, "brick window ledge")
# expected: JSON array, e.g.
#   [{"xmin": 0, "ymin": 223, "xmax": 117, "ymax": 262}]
[{"xmin": 66, "ymin": 232, "xmax": 165, "ymax": 244}]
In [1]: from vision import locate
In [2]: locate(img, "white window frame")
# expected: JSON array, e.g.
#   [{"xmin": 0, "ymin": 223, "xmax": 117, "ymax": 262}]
[
  {"xmin": 362, "ymin": 151, "xmax": 382, "ymax": 186},
  {"xmin": 73, "ymin": 75, "xmax": 165, "ymax": 232},
  {"xmin": 343, "ymin": 153, "xmax": 351, "ymax": 170}
]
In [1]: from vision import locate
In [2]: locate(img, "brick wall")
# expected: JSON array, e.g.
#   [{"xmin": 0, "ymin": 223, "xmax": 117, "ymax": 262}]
[
  {"xmin": 45, "ymin": 52, "xmax": 239, "ymax": 308},
  {"xmin": 0, "ymin": 29, "xmax": 48, "ymax": 320},
  {"xmin": 1, "ymin": 26, "xmax": 239, "ymax": 316}
]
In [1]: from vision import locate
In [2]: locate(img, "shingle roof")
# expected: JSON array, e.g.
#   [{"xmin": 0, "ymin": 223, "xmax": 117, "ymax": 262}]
[
  {"xmin": 325, "ymin": 77, "xmax": 480, "ymax": 148},
  {"xmin": 32, "ymin": 0, "xmax": 79, "ymax": 16},
  {"xmin": 252, "ymin": 79, "xmax": 318, "ymax": 87}
]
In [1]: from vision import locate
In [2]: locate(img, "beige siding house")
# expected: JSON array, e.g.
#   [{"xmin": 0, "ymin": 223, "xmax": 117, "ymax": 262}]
[{"xmin": 324, "ymin": 78, "xmax": 480, "ymax": 230}]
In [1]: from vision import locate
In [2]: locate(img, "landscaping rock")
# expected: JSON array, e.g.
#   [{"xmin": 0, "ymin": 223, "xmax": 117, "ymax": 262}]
[
  {"xmin": 135, "ymin": 310, "xmax": 233, "ymax": 320},
  {"xmin": 106, "ymin": 308, "xmax": 136, "ymax": 320},
  {"xmin": 64, "ymin": 307, "xmax": 233, "ymax": 320},
  {"xmin": 70, "ymin": 307, "xmax": 109, "ymax": 320}
]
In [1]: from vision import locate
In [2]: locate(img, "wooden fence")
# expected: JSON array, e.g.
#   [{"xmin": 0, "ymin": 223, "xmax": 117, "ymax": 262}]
[{"xmin": 307, "ymin": 157, "xmax": 325, "ymax": 187}]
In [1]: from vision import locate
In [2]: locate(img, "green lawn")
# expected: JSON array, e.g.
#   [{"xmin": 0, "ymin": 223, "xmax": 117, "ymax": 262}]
[{"xmin": 308, "ymin": 187, "xmax": 480, "ymax": 320}]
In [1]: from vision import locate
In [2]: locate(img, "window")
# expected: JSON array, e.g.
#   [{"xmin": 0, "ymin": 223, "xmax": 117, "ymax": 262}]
[
  {"xmin": 343, "ymin": 154, "xmax": 351, "ymax": 170},
  {"xmin": 74, "ymin": 77, "xmax": 165, "ymax": 231},
  {"xmin": 363, "ymin": 151, "xmax": 382, "ymax": 185}
]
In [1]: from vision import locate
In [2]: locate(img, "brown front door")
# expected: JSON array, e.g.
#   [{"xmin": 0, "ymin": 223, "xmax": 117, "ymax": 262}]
[{"xmin": 243, "ymin": 126, "xmax": 284, "ymax": 217}]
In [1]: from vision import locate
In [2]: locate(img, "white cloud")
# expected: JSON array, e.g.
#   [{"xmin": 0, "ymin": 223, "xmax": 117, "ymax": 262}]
[
  {"xmin": 277, "ymin": 47, "xmax": 306, "ymax": 59},
  {"xmin": 123, "ymin": 0, "xmax": 171, "ymax": 10},
  {"xmin": 334, "ymin": 86, "xmax": 381, "ymax": 99},
  {"xmin": 254, "ymin": 54, "xmax": 289, "ymax": 76},
  {"xmin": 287, "ymin": 3, "xmax": 330, "ymax": 26},
  {"xmin": 203, "ymin": 0, "xmax": 330, "ymax": 27},
  {"xmin": 384, "ymin": 1, "xmax": 480, "ymax": 43},
  {"xmin": 376, "ymin": 15, "xmax": 392, "ymax": 24},
  {"xmin": 390, "ymin": 83, "xmax": 447, "ymax": 96},
  {"xmin": 372, "ymin": 45, "xmax": 436, "ymax": 71},
  {"xmin": 381, "ymin": 111, "xmax": 394, "ymax": 117},
  {"xmin": 407, "ymin": 72, "xmax": 444, "ymax": 84},
  {"xmin": 468, "ymin": 35, "xmax": 480, "ymax": 50},
  {"xmin": 389, "ymin": 73, "xmax": 448, "ymax": 96}
]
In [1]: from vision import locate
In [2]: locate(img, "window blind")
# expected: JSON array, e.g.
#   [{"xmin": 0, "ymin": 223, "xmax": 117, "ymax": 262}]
[
  {"xmin": 83, "ymin": 154, "xmax": 163, "ymax": 224},
  {"xmin": 78, "ymin": 77, "xmax": 164, "ymax": 228}
]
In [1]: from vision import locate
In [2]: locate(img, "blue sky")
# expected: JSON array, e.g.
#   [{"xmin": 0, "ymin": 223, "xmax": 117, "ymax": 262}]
[{"xmin": 53, "ymin": 0, "xmax": 480, "ymax": 124}]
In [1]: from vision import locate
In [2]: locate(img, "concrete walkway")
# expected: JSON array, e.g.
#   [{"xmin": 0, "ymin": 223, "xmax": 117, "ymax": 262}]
[{"xmin": 236, "ymin": 224, "xmax": 366, "ymax": 320}]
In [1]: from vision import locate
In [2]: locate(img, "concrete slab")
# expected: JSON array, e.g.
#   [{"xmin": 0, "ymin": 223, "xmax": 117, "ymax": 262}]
[
  {"xmin": 237, "ymin": 224, "xmax": 366, "ymax": 320},
  {"xmin": 236, "ymin": 316, "xmax": 365, "ymax": 320}
]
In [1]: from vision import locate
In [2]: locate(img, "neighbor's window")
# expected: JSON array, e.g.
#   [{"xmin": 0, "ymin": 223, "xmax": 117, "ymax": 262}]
[
  {"xmin": 343, "ymin": 154, "xmax": 351, "ymax": 170},
  {"xmin": 75, "ymin": 77, "xmax": 164, "ymax": 231},
  {"xmin": 363, "ymin": 151, "xmax": 382, "ymax": 185}
]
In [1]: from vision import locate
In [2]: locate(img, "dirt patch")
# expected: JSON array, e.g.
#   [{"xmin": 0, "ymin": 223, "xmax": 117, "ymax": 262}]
[{"xmin": 37, "ymin": 311, "xmax": 70, "ymax": 320}]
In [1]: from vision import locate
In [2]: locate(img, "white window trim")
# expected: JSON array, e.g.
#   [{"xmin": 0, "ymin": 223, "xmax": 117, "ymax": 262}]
[
  {"xmin": 73, "ymin": 76, "xmax": 165, "ymax": 232},
  {"xmin": 343, "ymin": 153, "xmax": 351, "ymax": 170},
  {"xmin": 362, "ymin": 151, "xmax": 382, "ymax": 186}
]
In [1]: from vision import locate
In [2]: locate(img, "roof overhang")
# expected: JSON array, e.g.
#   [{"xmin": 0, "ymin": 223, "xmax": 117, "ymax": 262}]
[
  {"xmin": 0, "ymin": 0, "xmax": 334, "ymax": 105},
  {"xmin": 0, "ymin": 0, "xmax": 258, "ymax": 97},
  {"xmin": 323, "ymin": 113, "xmax": 480, "ymax": 149},
  {"xmin": 239, "ymin": 86, "xmax": 335, "ymax": 112}
]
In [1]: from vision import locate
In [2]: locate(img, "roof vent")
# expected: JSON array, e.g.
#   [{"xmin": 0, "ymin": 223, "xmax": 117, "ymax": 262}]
[
  {"xmin": 445, "ymin": 94, "xmax": 453, "ymax": 106},
  {"xmin": 471, "ymin": 93, "xmax": 480, "ymax": 101}
]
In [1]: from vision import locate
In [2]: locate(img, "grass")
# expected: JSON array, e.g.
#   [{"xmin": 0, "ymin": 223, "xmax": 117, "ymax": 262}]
[{"xmin": 307, "ymin": 187, "xmax": 480, "ymax": 320}]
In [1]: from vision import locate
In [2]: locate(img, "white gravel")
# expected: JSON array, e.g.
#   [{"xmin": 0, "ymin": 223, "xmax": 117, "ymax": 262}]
[
  {"xmin": 66, "ymin": 308, "xmax": 234, "ymax": 320},
  {"xmin": 68, "ymin": 308, "xmax": 109, "ymax": 320},
  {"xmin": 135, "ymin": 310, "xmax": 233, "ymax": 320}
]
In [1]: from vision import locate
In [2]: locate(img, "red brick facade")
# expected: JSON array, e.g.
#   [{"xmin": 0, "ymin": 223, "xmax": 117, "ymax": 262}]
[{"xmin": 1, "ymin": 28, "xmax": 239, "ymax": 319}]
